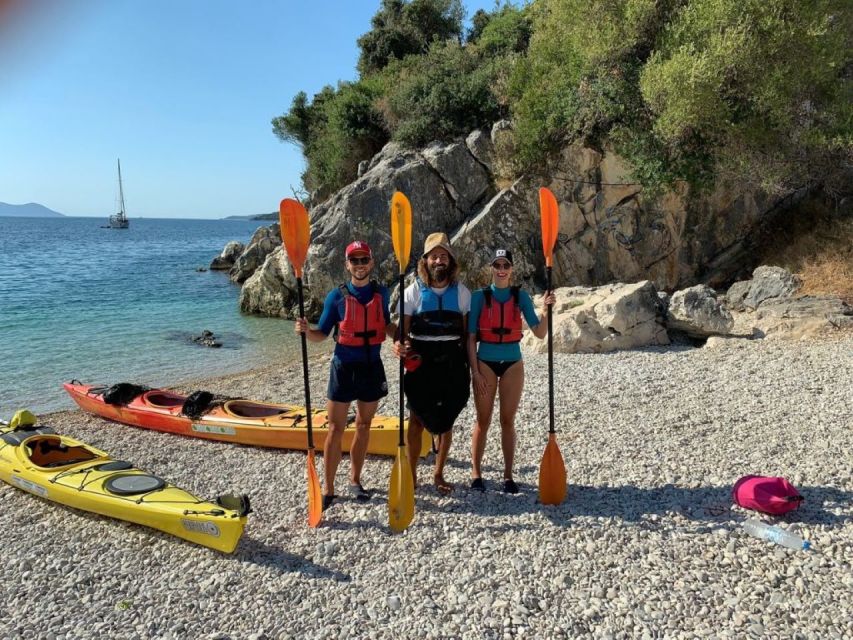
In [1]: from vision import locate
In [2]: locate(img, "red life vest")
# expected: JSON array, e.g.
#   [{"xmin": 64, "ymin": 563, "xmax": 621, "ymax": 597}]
[
  {"xmin": 335, "ymin": 283, "xmax": 386, "ymax": 347},
  {"xmin": 477, "ymin": 286, "xmax": 523, "ymax": 343}
]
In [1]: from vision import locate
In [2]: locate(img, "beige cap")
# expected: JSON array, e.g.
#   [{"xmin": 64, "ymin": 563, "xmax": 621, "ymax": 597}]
[{"xmin": 422, "ymin": 232, "xmax": 455, "ymax": 260}]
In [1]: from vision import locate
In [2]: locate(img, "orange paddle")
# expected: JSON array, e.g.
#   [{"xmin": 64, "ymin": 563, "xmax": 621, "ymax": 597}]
[
  {"xmin": 537, "ymin": 187, "xmax": 567, "ymax": 505},
  {"xmin": 279, "ymin": 198, "xmax": 322, "ymax": 527}
]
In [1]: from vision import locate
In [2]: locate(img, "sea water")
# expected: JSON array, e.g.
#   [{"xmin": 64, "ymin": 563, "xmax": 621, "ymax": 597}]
[{"xmin": 0, "ymin": 216, "xmax": 307, "ymax": 416}]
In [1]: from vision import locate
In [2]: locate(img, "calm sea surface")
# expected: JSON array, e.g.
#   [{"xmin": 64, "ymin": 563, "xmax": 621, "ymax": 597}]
[{"xmin": 0, "ymin": 216, "xmax": 306, "ymax": 417}]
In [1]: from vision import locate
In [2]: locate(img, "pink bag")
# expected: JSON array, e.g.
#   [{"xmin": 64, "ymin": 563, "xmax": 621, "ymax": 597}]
[{"xmin": 732, "ymin": 475, "xmax": 803, "ymax": 515}]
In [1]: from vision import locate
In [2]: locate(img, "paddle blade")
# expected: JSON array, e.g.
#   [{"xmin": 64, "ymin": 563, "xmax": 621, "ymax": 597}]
[
  {"xmin": 279, "ymin": 198, "xmax": 310, "ymax": 278},
  {"xmin": 539, "ymin": 187, "xmax": 559, "ymax": 268},
  {"xmin": 538, "ymin": 433, "xmax": 567, "ymax": 505},
  {"xmin": 306, "ymin": 449, "xmax": 323, "ymax": 528},
  {"xmin": 388, "ymin": 445, "xmax": 415, "ymax": 532},
  {"xmin": 390, "ymin": 191, "xmax": 412, "ymax": 274}
]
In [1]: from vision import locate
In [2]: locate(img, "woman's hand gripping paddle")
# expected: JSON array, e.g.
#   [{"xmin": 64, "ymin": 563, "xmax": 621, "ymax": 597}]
[
  {"xmin": 388, "ymin": 191, "xmax": 415, "ymax": 532},
  {"xmin": 537, "ymin": 187, "xmax": 567, "ymax": 506},
  {"xmin": 279, "ymin": 198, "xmax": 323, "ymax": 528}
]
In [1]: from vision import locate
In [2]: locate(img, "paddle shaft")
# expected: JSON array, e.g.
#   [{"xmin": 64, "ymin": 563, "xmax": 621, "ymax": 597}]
[
  {"xmin": 546, "ymin": 266, "xmax": 555, "ymax": 435},
  {"xmin": 398, "ymin": 274, "xmax": 405, "ymax": 447},
  {"xmin": 296, "ymin": 276, "xmax": 314, "ymax": 449}
]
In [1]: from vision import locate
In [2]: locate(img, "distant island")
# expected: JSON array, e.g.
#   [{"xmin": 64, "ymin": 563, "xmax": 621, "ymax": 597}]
[
  {"xmin": 223, "ymin": 212, "xmax": 277, "ymax": 221},
  {"xmin": 0, "ymin": 202, "xmax": 65, "ymax": 217}
]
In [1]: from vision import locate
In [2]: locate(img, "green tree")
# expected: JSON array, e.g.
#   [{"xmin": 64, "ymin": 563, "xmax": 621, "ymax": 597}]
[
  {"xmin": 272, "ymin": 81, "xmax": 389, "ymax": 196},
  {"xmin": 475, "ymin": 4, "xmax": 533, "ymax": 56},
  {"xmin": 357, "ymin": 0, "xmax": 464, "ymax": 74}
]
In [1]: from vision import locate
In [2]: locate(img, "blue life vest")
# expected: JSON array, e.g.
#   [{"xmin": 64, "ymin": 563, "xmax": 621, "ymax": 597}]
[{"xmin": 410, "ymin": 278, "xmax": 465, "ymax": 338}]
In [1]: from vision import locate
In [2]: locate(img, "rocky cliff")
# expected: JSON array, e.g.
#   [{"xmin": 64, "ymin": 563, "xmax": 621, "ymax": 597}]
[{"xmin": 232, "ymin": 122, "xmax": 811, "ymax": 320}]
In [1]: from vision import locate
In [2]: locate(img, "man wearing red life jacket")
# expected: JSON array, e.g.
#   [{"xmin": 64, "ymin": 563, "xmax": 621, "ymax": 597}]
[{"xmin": 295, "ymin": 241, "xmax": 396, "ymax": 510}]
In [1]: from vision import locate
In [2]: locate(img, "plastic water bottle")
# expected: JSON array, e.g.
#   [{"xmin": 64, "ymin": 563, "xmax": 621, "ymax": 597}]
[{"xmin": 742, "ymin": 518, "xmax": 810, "ymax": 551}]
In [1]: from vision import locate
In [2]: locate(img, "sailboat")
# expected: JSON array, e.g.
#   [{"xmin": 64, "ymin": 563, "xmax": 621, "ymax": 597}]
[{"xmin": 105, "ymin": 159, "xmax": 129, "ymax": 229}]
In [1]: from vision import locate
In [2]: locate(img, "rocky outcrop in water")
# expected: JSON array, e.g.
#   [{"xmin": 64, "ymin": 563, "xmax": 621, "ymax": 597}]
[{"xmin": 209, "ymin": 241, "xmax": 245, "ymax": 271}]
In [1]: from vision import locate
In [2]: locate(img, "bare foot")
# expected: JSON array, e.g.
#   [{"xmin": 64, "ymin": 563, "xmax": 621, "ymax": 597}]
[{"xmin": 434, "ymin": 474, "xmax": 453, "ymax": 495}]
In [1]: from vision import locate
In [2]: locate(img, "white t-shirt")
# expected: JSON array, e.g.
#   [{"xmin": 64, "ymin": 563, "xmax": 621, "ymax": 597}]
[{"xmin": 403, "ymin": 280, "xmax": 471, "ymax": 342}]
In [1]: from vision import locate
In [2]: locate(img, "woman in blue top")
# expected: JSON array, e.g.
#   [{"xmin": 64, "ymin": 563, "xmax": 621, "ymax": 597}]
[
  {"xmin": 466, "ymin": 249, "xmax": 555, "ymax": 494},
  {"xmin": 295, "ymin": 241, "xmax": 396, "ymax": 510}
]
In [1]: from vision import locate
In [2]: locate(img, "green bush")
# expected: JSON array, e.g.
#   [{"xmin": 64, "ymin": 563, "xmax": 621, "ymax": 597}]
[
  {"xmin": 384, "ymin": 42, "xmax": 505, "ymax": 147},
  {"xmin": 640, "ymin": 0, "xmax": 851, "ymax": 191}
]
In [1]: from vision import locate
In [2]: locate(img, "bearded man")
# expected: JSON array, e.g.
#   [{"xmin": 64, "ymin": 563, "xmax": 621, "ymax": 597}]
[{"xmin": 393, "ymin": 232, "xmax": 471, "ymax": 494}]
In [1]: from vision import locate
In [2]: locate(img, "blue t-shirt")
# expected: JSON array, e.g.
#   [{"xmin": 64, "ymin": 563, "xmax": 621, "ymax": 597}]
[
  {"xmin": 317, "ymin": 282, "xmax": 392, "ymax": 363},
  {"xmin": 468, "ymin": 285, "xmax": 540, "ymax": 362}
]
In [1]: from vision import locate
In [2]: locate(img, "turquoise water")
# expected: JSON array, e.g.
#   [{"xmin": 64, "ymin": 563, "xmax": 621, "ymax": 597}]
[{"xmin": 0, "ymin": 216, "xmax": 304, "ymax": 416}]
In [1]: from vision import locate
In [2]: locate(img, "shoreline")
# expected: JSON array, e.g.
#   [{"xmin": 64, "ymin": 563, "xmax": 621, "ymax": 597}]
[{"xmin": 5, "ymin": 334, "xmax": 852, "ymax": 638}]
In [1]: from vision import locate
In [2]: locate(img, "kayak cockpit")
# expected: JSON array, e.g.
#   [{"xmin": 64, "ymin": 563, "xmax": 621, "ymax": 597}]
[
  {"xmin": 222, "ymin": 400, "xmax": 289, "ymax": 419},
  {"xmin": 142, "ymin": 390, "xmax": 185, "ymax": 409},
  {"xmin": 24, "ymin": 436, "xmax": 103, "ymax": 469}
]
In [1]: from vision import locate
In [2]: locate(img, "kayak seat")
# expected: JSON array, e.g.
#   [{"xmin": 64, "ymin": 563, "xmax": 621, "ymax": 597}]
[
  {"xmin": 143, "ymin": 390, "xmax": 185, "ymax": 409},
  {"xmin": 26, "ymin": 437, "xmax": 98, "ymax": 468},
  {"xmin": 223, "ymin": 400, "xmax": 289, "ymax": 419}
]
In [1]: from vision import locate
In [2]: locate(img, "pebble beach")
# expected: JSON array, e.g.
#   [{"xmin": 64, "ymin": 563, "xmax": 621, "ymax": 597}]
[{"xmin": 1, "ymin": 335, "xmax": 851, "ymax": 640}]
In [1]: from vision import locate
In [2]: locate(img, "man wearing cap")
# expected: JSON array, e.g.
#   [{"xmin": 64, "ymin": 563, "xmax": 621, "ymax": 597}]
[
  {"xmin": 467, "ymin": 248, "xmax": 554, "ymax": 494},
  {"xmin": 393, "ymin": 232, "xmax": 471, "ymax": 494},
  {"xmin": 295, "ymin": 240, "xmax": 396, "ymax": 510}
]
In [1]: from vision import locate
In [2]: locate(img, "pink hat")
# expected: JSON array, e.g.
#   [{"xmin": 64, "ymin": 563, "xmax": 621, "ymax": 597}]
[{"xmin": 345, "ymin": 240, "xmax": 372, "ymax": 258}]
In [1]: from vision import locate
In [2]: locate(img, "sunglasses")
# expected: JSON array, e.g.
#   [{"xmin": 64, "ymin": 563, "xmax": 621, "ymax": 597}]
[
  {"xmin": 492, "ymin": 262, "xmax": 512, "ymax": 270},
  {"xmin": 348, "ymin": 256, "xmax": 371, "ymax": 265}
]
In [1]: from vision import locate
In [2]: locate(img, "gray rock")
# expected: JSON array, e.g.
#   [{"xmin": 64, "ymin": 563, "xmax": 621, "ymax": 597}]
[
  {"xmin": 667, "ymin": 284, "xmax": 734, "ymax": 337},
  {"xmin": 725, "ymin": 280, "xmax": 751, "ymax": 311},
  {"xmin": 210, "ymin": 240, "xmax": 245, "ymax": 270},
  {"xmin": 230, "ymin": 225, "xmax": 280, "ymax": 284},
  {"xmin": 421, "ymin": 140, "xmax": 492, "ymax": 213},
  {"xmin": 742, "ymin": 265, "xmax": 800, "ymax": 309},
  {"xmin": 465, "ymin": 128, "xmax": 494, "ymax": 171},
  {"xmin": 521, "ymin": 281, "xmax": 669, "ymax": 353}
]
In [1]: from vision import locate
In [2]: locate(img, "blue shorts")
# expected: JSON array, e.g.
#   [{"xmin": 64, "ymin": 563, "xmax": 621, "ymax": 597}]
[{"xmin": 327, "ymin": 357, "xmax": 388, "ymax": 404}]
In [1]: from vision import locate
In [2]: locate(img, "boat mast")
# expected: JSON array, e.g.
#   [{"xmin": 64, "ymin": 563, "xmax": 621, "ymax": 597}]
[{"xmin": 117, "ymin": 158, "xmax": 126, "ymax": 218}]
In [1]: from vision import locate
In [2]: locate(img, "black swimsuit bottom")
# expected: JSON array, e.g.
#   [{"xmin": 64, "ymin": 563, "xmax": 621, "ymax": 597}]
[{"xmin": 479, "ymin": 359, "xmax": 521, "ymax": 378}]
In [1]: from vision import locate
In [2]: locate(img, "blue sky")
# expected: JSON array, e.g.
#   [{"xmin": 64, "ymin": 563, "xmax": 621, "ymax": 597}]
[{"xmin": 0, "ymin": 1, "xmax": 502, "ymax": 219}]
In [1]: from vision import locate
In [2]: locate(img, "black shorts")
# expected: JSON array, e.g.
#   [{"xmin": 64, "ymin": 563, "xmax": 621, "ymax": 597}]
[
  {"xmin": 327, "ymin": 357, "xmax": 388, "ymax": 404},
  {"xmin": 404, "ymin": 340, "xmax": 470, "ymax": 435}
]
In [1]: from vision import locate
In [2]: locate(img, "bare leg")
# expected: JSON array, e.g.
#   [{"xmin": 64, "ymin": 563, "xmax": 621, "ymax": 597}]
[
  {"xmin": 471, "ymin": 361, "xmax": 498, "ymax": 480},
  {"xmin": 434, "ymin": 431, "xmax": 453, "ymax": 494},
  {"xmin": 497, "ymin": 361, "xmax": 524, "ymax": 480},
  {"xmin": 406, "ymin": 412, "xmax": 425, "ymax": 488},
  {"xmin": 323, "ymin": 400, "xmax": 350, "ymax": 497},
  {"xmin": 350, "ymin": 400, "xmax": 378, "ymax": 485}
]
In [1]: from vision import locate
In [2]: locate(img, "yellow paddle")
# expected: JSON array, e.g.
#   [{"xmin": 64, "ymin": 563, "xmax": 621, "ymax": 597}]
[
  {"xmin": 279, "ymin": 198, "xmax": 323, "ymax": 528},
  {"xmin": 388, "ymin": 191, "xmax": 415, "ymax": 532},
  {"xmin": 537, "ymin": 187, "xmax": 567, "ymax": 505}
]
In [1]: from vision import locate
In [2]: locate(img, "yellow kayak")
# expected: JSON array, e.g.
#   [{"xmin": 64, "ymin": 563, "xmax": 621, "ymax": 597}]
[{"xmin": 0, "ymin": 413, "xmax": 249, "ymax": 553}]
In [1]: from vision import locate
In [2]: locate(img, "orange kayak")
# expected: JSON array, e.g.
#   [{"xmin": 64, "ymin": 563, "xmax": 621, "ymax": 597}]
[{"xmin": 63, "ymin": 381, "xmax": 429, "ymax": 458}]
